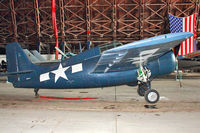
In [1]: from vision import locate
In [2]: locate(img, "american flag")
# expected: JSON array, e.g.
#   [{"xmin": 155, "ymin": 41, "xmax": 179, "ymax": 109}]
[{"xmin": 168, "ymin": 14, "xmax": 196, "ymax": 55}]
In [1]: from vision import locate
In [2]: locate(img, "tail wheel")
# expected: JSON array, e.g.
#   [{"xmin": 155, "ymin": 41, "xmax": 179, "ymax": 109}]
[{"xmin": 144, "ymin": 89, "xmax": 160, "ymax": 104}]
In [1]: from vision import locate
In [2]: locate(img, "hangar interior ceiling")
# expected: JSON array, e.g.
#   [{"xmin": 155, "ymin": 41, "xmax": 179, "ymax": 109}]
[{"xmin": 0, "ymin": 0, "xmax": 199, "ymax": 54}]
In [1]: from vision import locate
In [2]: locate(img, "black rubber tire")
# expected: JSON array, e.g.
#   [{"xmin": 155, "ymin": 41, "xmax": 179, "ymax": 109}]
[{"xmin": 144, "ymin": 89, "xmax": 160, "ymax": 104}]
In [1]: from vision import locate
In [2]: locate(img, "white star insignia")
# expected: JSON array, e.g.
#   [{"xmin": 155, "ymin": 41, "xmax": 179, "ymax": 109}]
[{"xmin": 51, "ymin": 63, "xmax": 70, "ymax": 83}]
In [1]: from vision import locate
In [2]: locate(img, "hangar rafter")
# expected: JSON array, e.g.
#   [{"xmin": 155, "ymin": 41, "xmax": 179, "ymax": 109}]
[{"xmin": 0, "ymin": 0, "xmax": 199, "ymax": 53}]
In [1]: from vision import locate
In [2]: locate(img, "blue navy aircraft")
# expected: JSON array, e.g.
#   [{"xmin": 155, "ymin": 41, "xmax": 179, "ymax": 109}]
[{"xmin": 0, "ymin": 32, "xmax": 193, "ymax": 104}]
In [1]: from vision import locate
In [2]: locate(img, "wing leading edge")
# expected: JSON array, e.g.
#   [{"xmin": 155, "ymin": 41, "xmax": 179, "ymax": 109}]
[{"xmin": 92, "ymin": 32, "xmax": 193, "ymax": 73}]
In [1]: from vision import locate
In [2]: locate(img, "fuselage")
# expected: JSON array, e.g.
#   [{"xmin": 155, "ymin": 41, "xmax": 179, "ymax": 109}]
[{"xmin": 13, "ymin": 50, "xmax": 176, "ymax": 89}]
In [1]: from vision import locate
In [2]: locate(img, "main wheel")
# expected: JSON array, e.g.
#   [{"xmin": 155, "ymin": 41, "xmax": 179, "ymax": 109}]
[{"xmin": 144, "ymin": 89, "xmax": 160, "ymax": 104}]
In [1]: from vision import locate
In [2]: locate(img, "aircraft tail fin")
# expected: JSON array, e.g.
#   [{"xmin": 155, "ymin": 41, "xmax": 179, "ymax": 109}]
[{"xmin": 6, "ymin": 42, "xmax": 34, "ymax": 83}]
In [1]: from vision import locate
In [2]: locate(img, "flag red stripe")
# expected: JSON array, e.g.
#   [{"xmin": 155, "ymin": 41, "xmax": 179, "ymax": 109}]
[
  {"xmin": 184, "ymin": 17, "xmax": 187, "ymax": 55},
  {"xmin": 189, "ymin": 16, "xmax": 191, "ymax": 53},
  {"xmin": 193, "ymin": 14, "xmax": 195, "ymax": 33},
  {"xmin": 193, "ymin": 14, "xmax": 196, "ymax": 52},
  {"xmin": 181, "ymin": 42, "xmax": 183, "ymax": 55}
]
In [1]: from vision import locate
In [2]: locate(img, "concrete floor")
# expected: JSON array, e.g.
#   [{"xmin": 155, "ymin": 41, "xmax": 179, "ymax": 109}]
[{"xmin": 0, "ymin": 78, "xmax": 200, "ymax": 133}]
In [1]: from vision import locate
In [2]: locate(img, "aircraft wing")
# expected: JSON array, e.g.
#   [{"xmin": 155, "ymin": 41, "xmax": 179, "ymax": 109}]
[
  {"xmin": 31, "ymin": 50, "xmax": 46, "ymax": 61},
  {"xmin": 178, "ymin": 59, "xmax": 200, "ymax": 70},
  {"xmin": 23, "ymin": 49, "xmax": 61, "ymax": 65},
  {"xmin": 178, "ymin": 50, "xmax": 200, "ymax": 70},
  {"xmin": 92, "ymin": 32, "xmax": 193, "ymax": 73},
  {"xmin": 23, "ymin": 49, "xmax": 41, "ymax": 63}
]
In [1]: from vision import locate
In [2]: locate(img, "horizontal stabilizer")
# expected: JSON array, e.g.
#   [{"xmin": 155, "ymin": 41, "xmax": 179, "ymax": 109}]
[{"xmin": 0, "ymin": 70, "xmax": 33, "ymax": 77}]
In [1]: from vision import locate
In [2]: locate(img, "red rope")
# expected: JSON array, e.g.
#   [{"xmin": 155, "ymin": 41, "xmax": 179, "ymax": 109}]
[
  {"xmin": 37, "ymin": 96, "xmax": 98, "ymax": 100},
  {"xmin": 52, "ymin": 0, "xmax": 59, "ymax": 59}
]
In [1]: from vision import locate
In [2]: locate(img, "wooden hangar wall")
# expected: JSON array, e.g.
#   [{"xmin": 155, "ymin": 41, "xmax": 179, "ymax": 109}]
[{"xmin": 0, "ymin": 0, "xmax": 199, "ymax": 53}]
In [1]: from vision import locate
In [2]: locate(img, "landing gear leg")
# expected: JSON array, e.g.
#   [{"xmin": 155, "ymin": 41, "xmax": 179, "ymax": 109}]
[
  {"xmin": 137, "ymin": 81, "xmax": 151, "ymax": 96},
  {"xmin": 137, "ymin": 66, "xmax": 160, "ymax": 104},
  {"xmin": 34, "ymin": 88, "xmax": 39, "ymax": 97}
]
